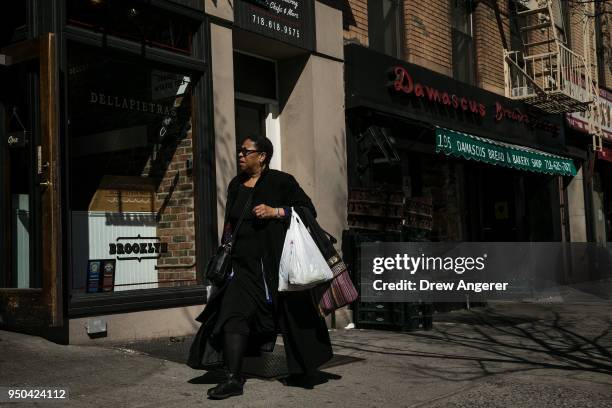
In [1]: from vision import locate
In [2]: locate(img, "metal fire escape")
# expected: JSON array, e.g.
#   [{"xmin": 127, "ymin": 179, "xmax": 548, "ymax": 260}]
[
  {"xmin": 499, "ymin": 0, "xmax": 603, "ymax": 150},
  {"xmin": 581, "ymin": 0, "xmax": 604, "ymax": 150}
]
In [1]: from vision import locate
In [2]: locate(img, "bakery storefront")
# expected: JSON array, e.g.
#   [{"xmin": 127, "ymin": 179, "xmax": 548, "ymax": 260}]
[
  {"xmin": 566, "ymin": 88, "xmax": 612, "ymax": 243},
  {"xmin": 1, "ymin": 0, "xmax": 214, "ymax": 343},
  {"xmin": 344, "ymin": 44, "xmax": 578, "ymax": 245},
  {"xmin": 593, "ymin": 147, "xmax": 612, "ymax": 242}
]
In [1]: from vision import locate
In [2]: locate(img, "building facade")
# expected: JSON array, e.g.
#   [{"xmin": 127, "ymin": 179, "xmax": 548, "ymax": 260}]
[
  {"xmin": 0, "ymin": 0, "xmax": 348, "ymax": 344},
  {"xmin": 1, "ymin": 0, "xmax": 607, "ymax": 343},
  {"xmin": 342, "ymin": 0, "xmax": 602, "ymax": 245},
  {"xmin": 566, "ymin": 0, "xmax": 612, "ymax": 244}
]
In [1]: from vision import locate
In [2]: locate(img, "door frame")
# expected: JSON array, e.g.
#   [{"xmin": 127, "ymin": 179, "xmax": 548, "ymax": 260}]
[
  {"xmin": 0, "ymin": 33, "xmax": 63, "ymax": 341},
  {"xmin": 234, "ymin": 94, "xmax": 282, "ymax": 170}
]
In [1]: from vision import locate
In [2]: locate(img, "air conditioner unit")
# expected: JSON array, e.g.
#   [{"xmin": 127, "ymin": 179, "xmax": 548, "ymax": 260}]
[{"xmin": 544, "ymin": 76, "xmax": 557, "ymax": 89}]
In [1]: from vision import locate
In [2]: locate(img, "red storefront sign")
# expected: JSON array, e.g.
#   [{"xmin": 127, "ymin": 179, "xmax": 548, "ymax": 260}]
[
  {"xmin": 390, "ymin": 65, "xmax": 560, "ymax": 135},
  {"xmin": 566, "ymin": 88, "xmax": 612, "ymax": 140},
  {"xmin": 597, "ymin": 147, "xmax": 612, "ymax": 163},
  {"xmin": 391, "ymin": 66, "xmax": 487, "ymax": 117}
]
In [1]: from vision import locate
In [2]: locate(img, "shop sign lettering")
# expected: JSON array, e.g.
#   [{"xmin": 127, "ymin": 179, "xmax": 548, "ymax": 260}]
[
  {"xmin": 89, "ymin": 91, "xmax": 172, "ymax": 116},
  {"xmin": 6, "ymin": 131, "xmax": 27, "ymax": 148},
  {"xmin": 235, "ymin": 0, "xmax": 314, "ymax": 50},
  {"xmin": 566, "ymin": 88, "xmax": 612, "ymax": 139},
  {"xmin": 494, "ymin": 102, "xmax": 560, "ymax": 134},
  {"xmin": 390, "ymin": 66, "xmax": 560, "ymax": 135},
  {"xmin": 392, "ymin": 66, "xmax": 486, "ymax": 117},
  {"xmin": 436, "ymin": 128, "xmax": 576, "ymax": 176},
  {"xmin": 109, "ymin": 235, "xmax": 168, "ymax": 262}
]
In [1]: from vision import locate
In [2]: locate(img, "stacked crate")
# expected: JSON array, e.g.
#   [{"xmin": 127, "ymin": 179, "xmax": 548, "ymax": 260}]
[
  {"xmin": 347, "ymin": 188, "xmax": 433, "ymax": 237},
  {"xmin": 355, "ymin": 301, "xmax": 434, "ymax": 332},
  {"xmin": 347, "ymin": 188, "xmax": 405, "ymax": 232},
  {"xmin": 342, "ymin": 229, "xmax": 432, "ymax": 332},
  {"xmin": 344, "ymin": 190, "xmax": 435, "ymax": 332}
]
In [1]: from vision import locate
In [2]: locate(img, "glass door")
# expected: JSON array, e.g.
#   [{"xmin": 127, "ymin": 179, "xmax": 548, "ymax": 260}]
[
  {"xmin": 235, "ymin": 99, "xmax": 267, "ymax": 168},
  {"xmin": 0, "ymin": 53, "xmax": 37, "ymax": 289},
  {"xmin": 0, "ymin": 33, "xmax": 62, "ymax": 335}
]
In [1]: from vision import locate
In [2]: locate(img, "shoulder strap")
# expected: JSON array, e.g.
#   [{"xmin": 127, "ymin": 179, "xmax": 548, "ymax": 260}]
[
  {"xmin": 229, "ymin": 168, "xmax": 269, "ymax": 245},
  {"xmin": 228, "ymin": 189, "xmax": 254, "ymax": 246}
]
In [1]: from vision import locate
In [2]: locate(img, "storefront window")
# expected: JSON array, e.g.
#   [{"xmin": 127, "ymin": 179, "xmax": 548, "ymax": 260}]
[
  {"xmin": 233, "ymin": 52, "xmax": 277, "ymax": 100},
  {"xmin": 594, "ymin": 163, "xmax": 612, "ymax": 242},
  {"xmin": 67, "ymin": 43, "xmax": 198, "ymax": 295},
  {"xmin": 0, "ymin": 1, "xmax": 27, "ymax": 46},
  {"xmin": 451, "ymin": 0, "xmax": 475, "ymax": 85},
  {"xmin": 419, "ymin": 156, "xmax": 465, "ymax": 241},
  {"xmin": 551, "ymin": 0, "xmax": 567, "ymax": 43},
  {"xmin": 350, "ymin": 125, "xmax": 465, "ymax": 242},
  {"xmin": 367, "ymin": 0, "xmax": 402, "ymax": 58},
  {"xmin": 67, "ymin": 0, "xmax": 198, "ymax": 55}
]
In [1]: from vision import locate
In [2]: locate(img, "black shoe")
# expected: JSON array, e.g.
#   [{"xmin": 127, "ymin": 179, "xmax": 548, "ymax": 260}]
[{"xmin": 207, "ymin": 373, "xmax": 245, "ymax": 400}]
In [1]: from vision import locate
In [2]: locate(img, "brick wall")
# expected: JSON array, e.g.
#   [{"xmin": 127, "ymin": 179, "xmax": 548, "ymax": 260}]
[
  {"xmin": 597, "ymin": 2, "xmax": 612, "ymax": 89},
  {"xmin": 568, "ymin": 2, "xmax": 587, "ymax": 64},
  {"xmin": 474, "ymin": 0, "xmax": 511, "ymax": 95},
  {"xmin": 566, "ymin": 1, "xmax": 605, "ymax": 94},
  {"xmin": 404, "ymin": 0, "xmax": 452, "ymax": 76},
  {"xmin": 342, "ymin": 0, "xmax": 601, "ymax": 93},
  {"xmin": 343, "ymin": 0, "xmax": 368, "ymax": 46},
  {"xmin": 154, "ymin": 126, "xmax": 197, "ymax": 288}
]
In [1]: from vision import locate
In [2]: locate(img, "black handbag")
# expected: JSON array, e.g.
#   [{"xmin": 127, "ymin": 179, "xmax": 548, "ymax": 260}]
[{"xmin": 205, "ymin": 191, "xmax": 254, "ymax": 286}]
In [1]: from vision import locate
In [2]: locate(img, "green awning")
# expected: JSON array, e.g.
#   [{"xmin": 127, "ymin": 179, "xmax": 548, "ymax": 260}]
[{"xmin": 435, "ymin": 127, "xmax": 577, "ymax": 176}]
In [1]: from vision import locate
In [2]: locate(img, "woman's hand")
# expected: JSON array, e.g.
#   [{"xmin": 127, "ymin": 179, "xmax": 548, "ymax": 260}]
[{"xmin": 252, "ymin": 204, "xmax": 284, "ymax": 219}]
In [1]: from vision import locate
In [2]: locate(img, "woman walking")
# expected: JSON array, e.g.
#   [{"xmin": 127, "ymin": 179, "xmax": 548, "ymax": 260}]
[{"xmin": 188, "ymin": 135, "xmax": 333, "ymax": 400}]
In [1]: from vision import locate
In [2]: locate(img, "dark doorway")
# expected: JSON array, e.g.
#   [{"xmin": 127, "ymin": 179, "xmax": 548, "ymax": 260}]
[
  {"xmin": 235, "ymin": 99, "xmax": 266, "ymax": 141},
  {"xmin": 234, "ymin": 99, "xmax": 266, "ymax": 168},
  {"xmin": 480, "ymin": 166, "xmax": 519, "ymax": 241},
  {"xmin": 524, "ymin": 173, "xmax": 560, "ymax": 241},
  {"xmin": 467, "ymin": 164, "xmax": 560, "ymax": 242},
  {"xmin": 0, "ymin": 58, "xmax": 40, "ymax": 288}
]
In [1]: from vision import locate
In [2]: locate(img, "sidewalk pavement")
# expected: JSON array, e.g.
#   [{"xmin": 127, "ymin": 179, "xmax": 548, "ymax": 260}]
[{"xmin": 2, "ymin": 302, "xmax": 612, "ymax": 408}]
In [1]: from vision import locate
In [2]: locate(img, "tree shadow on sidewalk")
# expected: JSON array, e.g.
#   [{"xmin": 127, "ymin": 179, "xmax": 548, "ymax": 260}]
[
  {"xmin": 332, "ymin": 306, "xmax": 612, "ymax": 383},
  {"xmin": 189, "ymin": 369, "xmax": 342, "ymax": 387}
]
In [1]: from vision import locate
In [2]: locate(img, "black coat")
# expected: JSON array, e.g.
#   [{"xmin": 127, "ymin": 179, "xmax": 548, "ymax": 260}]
[{"xmin": 187, "ymin": 168, "xmax": 333, "ymax": 374}]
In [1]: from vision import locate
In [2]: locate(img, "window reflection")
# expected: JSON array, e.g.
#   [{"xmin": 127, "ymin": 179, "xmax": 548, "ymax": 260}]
[
  {"xmin": 67, "ymin": 0, "xmax": 198, "ymax": 55},
  {"xmin": 68, "ymin": 43, "xmax": 198, "ymax": 294}
]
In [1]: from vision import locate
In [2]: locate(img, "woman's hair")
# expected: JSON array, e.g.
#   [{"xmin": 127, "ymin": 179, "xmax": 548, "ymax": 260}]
[{"xmin": 242, "ymin": 134, "xmax": 273, "ymax": 167}]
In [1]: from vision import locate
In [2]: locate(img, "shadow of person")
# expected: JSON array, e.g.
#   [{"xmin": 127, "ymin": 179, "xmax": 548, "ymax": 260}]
[{"xmin": 277, "ymin": 370, "xmax": 342, "ymax": 389}]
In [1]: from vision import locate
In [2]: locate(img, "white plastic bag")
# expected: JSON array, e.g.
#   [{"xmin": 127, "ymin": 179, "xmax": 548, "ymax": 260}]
[{"xmin": 279, "ymin": 208, "xmax": 333, "ymax": 291}]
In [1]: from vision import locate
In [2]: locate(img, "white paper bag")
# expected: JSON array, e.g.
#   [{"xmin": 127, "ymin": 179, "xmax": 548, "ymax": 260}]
[{"xmin": 279, "ymin": 208, "xmax": 333, "ymax": 291}]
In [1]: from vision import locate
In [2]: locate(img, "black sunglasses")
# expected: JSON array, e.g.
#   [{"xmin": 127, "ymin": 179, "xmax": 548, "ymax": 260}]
[{"xmin": 237, "ymin": 148, "xmax": 261, "ymax": 157}]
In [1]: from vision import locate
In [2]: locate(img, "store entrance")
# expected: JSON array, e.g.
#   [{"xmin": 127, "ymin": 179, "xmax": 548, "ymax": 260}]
[
  {"xmin": 0, "ymin": 34, "xmax": 62, "ymax": 339},
  {"xmin": 0, "ymin": 54, "xmax": 38, "ymax": 288},
  {"xmin": 477, "ymin": 166, "xmax": 520, "ymax": 241},
  {"xmin": 469, "ymin": 164, "xmax": 561, "ymax": 242}
]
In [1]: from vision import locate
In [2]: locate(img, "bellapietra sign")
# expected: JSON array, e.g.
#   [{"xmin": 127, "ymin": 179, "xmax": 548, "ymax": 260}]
[
  {"xmin": 234, "ymin": 0, "xmax": 315, "ymax": 50},
  {"xmin": 345, "ymin": 44, "xmax": 566, "ymax": 153}
]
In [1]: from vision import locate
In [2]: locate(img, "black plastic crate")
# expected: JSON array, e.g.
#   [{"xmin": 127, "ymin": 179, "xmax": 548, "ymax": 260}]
[
  {"xmin": 356, "ymin": 309, "xmax": 396, "ymax": 326},
  {"xmin": 403, "ymin": 302, "xmax": 423, "ymax": 317},
  {"xmin": 421, "ymin": 302, "xmax": 434, "ymax": 316},
  {"xmin": 422, "ymin": 315, "xmax": 433, "ymax": 330},
  {"xmin": 356, "ymin": 302, "xmax": 435, "ymax": 331},
  {"xmin": 397, "ymin": 316, "xmax": 425, "ymax": 331},
  {"xmin": 358, "ymin": 302, "xmax": 394, "ymax": 312}
]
